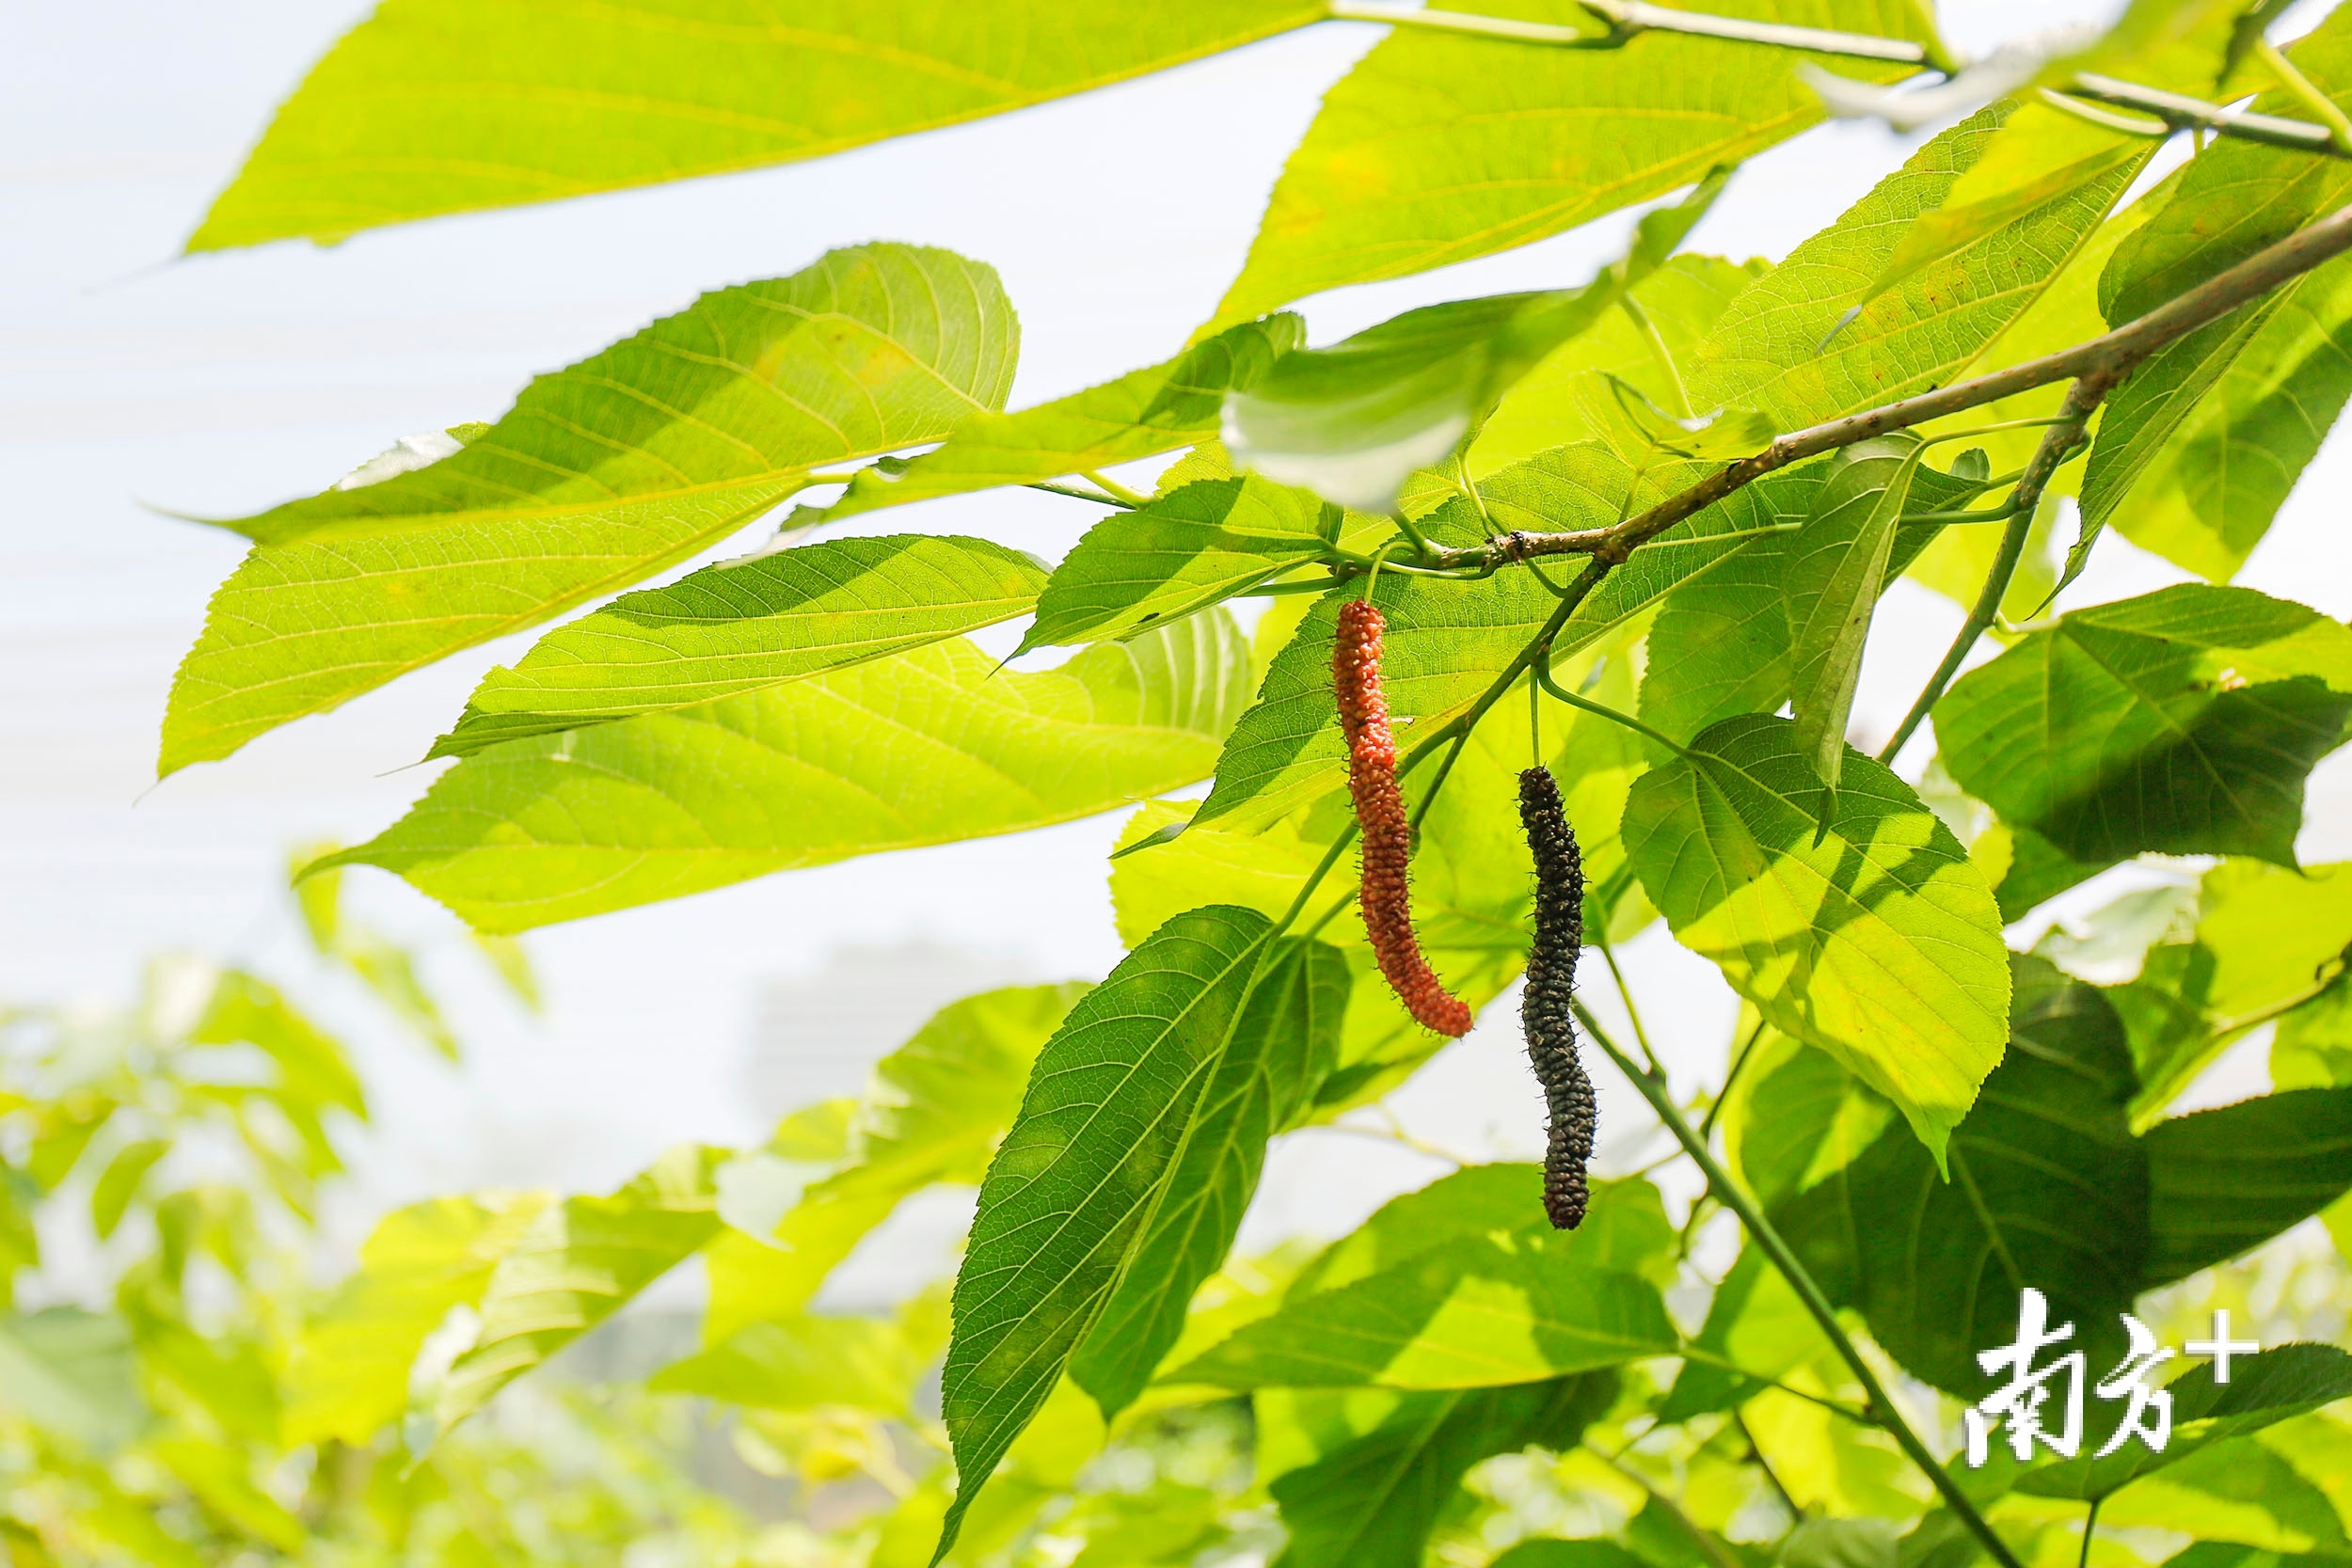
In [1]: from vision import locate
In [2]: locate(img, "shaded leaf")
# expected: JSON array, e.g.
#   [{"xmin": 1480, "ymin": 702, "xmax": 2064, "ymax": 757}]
[
  {"xmin": 326, "ymin": 611, "xmax": 1252, "ymax": 932},
  {"xmin": 162, "ymin": 244, "xmax": 1016, "ymax": 772},
  {"xmin": 435, "ymin": 534, "xmax": 1049, "ymax": 756},
  {"xmin": 1773, "ymin": 957, "xmax": 2144, "ymax": 1396},
  {"xmin": 1623, "ymin": 713, "xmax": 2010, "ymax": 1161},
  {"xmin": 191, "ymin": 1, "xmax": 1323, "ymax": 249},
  {"xmin": 1936, "ymin": 585, "xmax": 2352, "ymax": 867},
  {"xmin": 2140, "ymin": 1087, "xmax": 2352, "ymax": 1287},
  {"xmin": 1269, "ymin": 1374, "xmax": 1617, "ymax": 1568},
  {"xmin": 2014, "ymin": 1344, "xmax": 2352, "ymax": 1500}
]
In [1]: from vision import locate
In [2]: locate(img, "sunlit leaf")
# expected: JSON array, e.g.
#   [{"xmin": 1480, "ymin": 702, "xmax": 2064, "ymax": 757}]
[
  {"xmin": 1786, "ymin": 437, "xmax": 1925, "ymax": 791},
  {"xmin": 326, "ymin": 611, "xmax": 1253, "ymax": 932},
  {"xmin": 1207, "ymin": 0, "xmax": 1922, "ymax": 328},
  {"xmin": 1694, "ymin": 102, "xmax": 2145, "ymax": 428},
  {"xmin": 1022, "ymin": 478, "xmax": 1332, "ymax": 652},
  {"xmin": 1167, "ymin": 1224, "xmax": 1676, "ymax": 1390},
  {"xmin": 162, "ymin": 244, "xmax": 1017, "ymax": 773},
  {"xmin": 1623, "ymin": 713, "xmax": 2010, "ymax": 1161},
  {"xmin": 434, "ymin": 534, "xmax": 1049, "ymax": 756},
  {"xmin": 283, "ymin": 1192, "xmax": 551, "ymax": 1447},
  {"xmin": 435, "ymin": 1145, "xmax": 725, "ymax": 1432},
  {"xmin": 1224, "ymin": 288, "xmax": 1623, "ymax": 514},
  {"xmin": 190, "ymin": 0, "xmax": 1323, "ymax": 250},
  {"xmin": 823, "ymin": 315, "xmax": 1304, "ymax": 523}
]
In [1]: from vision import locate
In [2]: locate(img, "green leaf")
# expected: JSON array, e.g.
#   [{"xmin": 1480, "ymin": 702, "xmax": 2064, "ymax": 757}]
[
  {"xmin": 2101, "ymin": 1437, "xmax": 2350, "ymax": 1553},
  {"xmin": 1168, "ymin": 1180, "xmax": 1677, "ymax": 1391},
  {"xmin": 1693, "ymin": 102, "xmax": 2146, "ymax": 428},
  {"xmin": 434, "ymin": 1144, "xmax": 725, "ymax": 1432},
  {"xmin": 189, "ymin": 0, "xmax": 1323, "ymax": 250},
  {"xmin": 1656, "ymin": 1242, "xmax": 1827, "ymax": 1422},
  {"xmin": 160, "ymin": 244, "xmax": 1016, "ymax": 773},
  {"xmin": 2078, "ymin": 255, "xmax": 2352, "ymax": 584},
  {"xmin": 2102, "ymin": 12, "xmax": 2352, "ymax": 325},
  {"xmin": 1189, "ymin": 457, "xmax": 1750, "ymax": 835},
  {"xmin": 1623, "ymin": 713, "xmax": 2010, "ymax": 1161},
  {"xmin": 191, "ymin": 970, "xmax": 366, "ymax": 1121},
  {"xmin": 0, "ymin": 1309, "xmax": 147, "ymax": 1451},
  {"xmin": 2139, "ymin": 1087, "xmax": 2352, "ymax": 1288},
  {"xmin": 1640, "ymin": 450, "xmax": 1978, "ymax": 744},
  {"xmin": 935, "ymin": 907, "xmax": 1342, "ymax": 1557},
  {"xmin": 1022, "ymin": 478, "xmax": 1331, "ymax": 653},
  {"xmin": 146, "ymin": 1439, "xmax": 303, "ymax": 1554},
  {"xmin": 1206, "ymin": 0, "xmax": 1922, "ymax": 328},
  {"xmin": 1786, "ymin": 438, "xmax": 1926, "ymax": 793},
  {"xmin": 2013, "ymin": 1344, "xmax": 2352, "ymax": 1501},
  {"xmin": 1224, "ymin": 288, "xmax": 1625, "ymax": 514},
  {"xmin": 822, "ymin": 316, "xmax": 1304, "ymax": 523},
  {"xmin": 1935, "ymin": 585, "xmax": 2352, "ymax": 867},
  {"xmin": 1773, "ymin": 957, "xmax": 2146, "ymax": 1396},
  {"xmin": 1469, "ymin": 256, "xmax": 1768, "ymax": 482},
  {"xmin": 2107, "ymin": 861, "xmax": 2352, "ymax": 1124},
  {"xmin": 1268, "ymin": 1374, "xmax": 1617, "ymax": 1568},
  {"xmin": 2071, "ymin": 17, "xmax": 2352, "ymax": 581},
  {"xmin": 702, "ymin": 988, "xmax": 1088, "ymax": 1345},
  {"xmin": 326, "ymin": 611, "xmax": 1252, "ymax": 932},
  {"xmin": 1489, "ymin": 1543, "xmax": 1653, "ymax": 1568},
  {"xmin": 1119, "ymin": 646, "xmax": 1640, "ymax": 1101},
  {"xmin": 1067, "ymin": 930, "xmax": 1347, "ymax": 1418},
  {"xmin": 433, "ymin": 534, "xmax": 1049, "ymax": 756},
  {"xmin": 88, "ymin": 1139, "xmax": 167, "ymax": 1241},
  {"xmin": 651, "ymin": 1307, "xmax": 941, "ymax": 1417},
  {"xmin": 283, "ymin": 1192, "xmax": 552, "ymax": 1447},
  {"xmin": 1288, "ymin": 1165, "xmax": 1556, "ymax": 1300},
  {"xmin": 1856, "ymin": 103, "xmax": 2152, "ymax": 313}
]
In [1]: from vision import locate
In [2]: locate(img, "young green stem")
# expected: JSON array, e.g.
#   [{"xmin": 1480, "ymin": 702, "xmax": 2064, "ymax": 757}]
[
  {"xmin": 1574, "ymin": 1001, "xmax": 2031, "ymax": 1568},
  {"xmin": 1534, "ymin": 660, "xmax": 1690, "ymax": 757},
  {"xmin": 2258, "ymin": 40, "xmax": 2352, "ymax": 155},
  {"xmin": 1079, "ymin": 469, "xmax": 1152, "ymax": 507},
  {"xmin": 1621, "ymin": 294, "xmax": 1693, "ymax": 420},
  {"xmin": 1327, "ymin": 0, "xmax": 1930, "ymax": 63},
  {"xmin": 2079, "ymin": 1497, "xmax": 2104, "ymax": 1568},
  {"xmin": 1876, "ymin": 384, "xmax": 2102, "ymax": 763},
  {"xmin": 1027, "ymin": 480, "xmax": 1138, "ymax": 508}
]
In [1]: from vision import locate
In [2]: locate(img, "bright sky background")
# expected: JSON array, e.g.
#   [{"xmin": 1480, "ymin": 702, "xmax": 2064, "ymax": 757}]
[{"xmin": 5, "ymin": 0, "xmax": 2341, "ymax": 1300}]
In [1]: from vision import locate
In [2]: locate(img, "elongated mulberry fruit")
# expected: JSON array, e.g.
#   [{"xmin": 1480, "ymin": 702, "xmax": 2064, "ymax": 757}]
[
  {"xmin": 1518, "ymin": 765, "xmax": 1596, "ymax": 1229},
  {"xmin": 1334, "ymin": 599, "xmax": 1474, "ymax": 1037}
]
